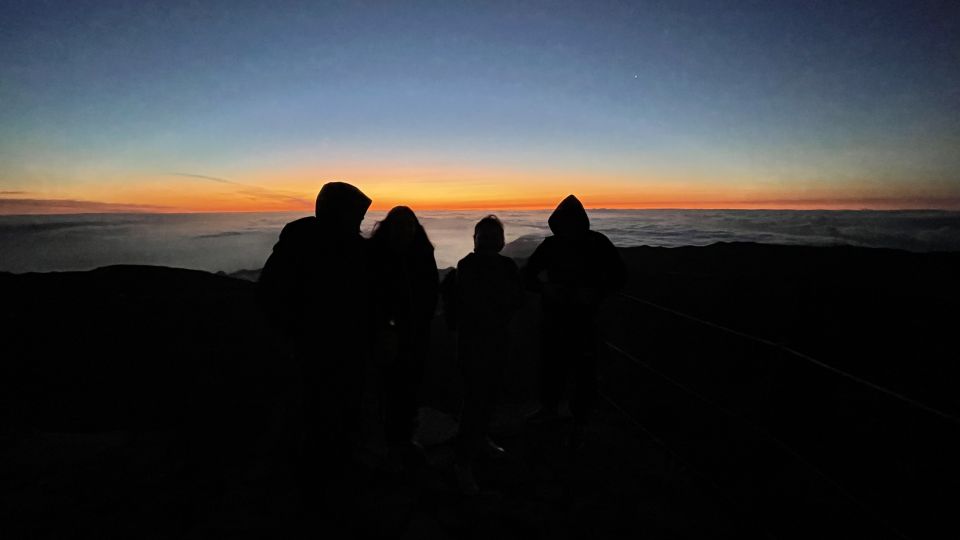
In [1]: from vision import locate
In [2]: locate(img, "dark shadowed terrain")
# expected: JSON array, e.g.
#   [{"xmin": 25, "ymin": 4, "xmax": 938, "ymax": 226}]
[{"xmin": 2, "ymin": 242, "xmax": 958, "ymax": 538}]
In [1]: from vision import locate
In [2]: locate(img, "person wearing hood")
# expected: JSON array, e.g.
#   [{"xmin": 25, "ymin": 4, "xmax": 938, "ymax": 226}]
[
  {"xmin": 258, "ymin": 181, "xmax": 372, "ymax": 530},
  {"xmin": 521, "ymin": 195, "xmax": 626, "ymax": 435},
  {"xmin": 260, "ymin": 181, "xmax": 372, "ymax": 337}
]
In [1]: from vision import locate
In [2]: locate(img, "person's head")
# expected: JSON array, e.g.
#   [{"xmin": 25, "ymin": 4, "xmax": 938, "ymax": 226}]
[
  {"xmin": 314, "ymin": 182, "xmax": 372, "ymax": 234},
  {"xmin": 371, "ymin": 206, "xmax": 432, "ymax": 254},
  {"xmin": 474, "ymin": 215, "xmax": 505, "ymax": 254},
  {"xmin": 547, "ymin": 194, "xmax": 589, "ymax": 236}
]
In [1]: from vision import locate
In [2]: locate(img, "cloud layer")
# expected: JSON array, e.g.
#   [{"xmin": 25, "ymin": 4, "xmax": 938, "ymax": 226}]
[{"xmin": 1, "ymin": 210, "xmax": 957, "ymax": 274}]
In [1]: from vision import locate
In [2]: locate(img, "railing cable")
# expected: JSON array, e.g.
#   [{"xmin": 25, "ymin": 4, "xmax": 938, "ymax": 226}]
[
  {"xmin": 615, "ymin": 292, "xmax": 960, "ymax": 427},
  {"xmin": 603, "ymin": 339, "xmax": 911, "ymax": 540},
  {"xmin": 599, "ymin": 389, "xmax": 778, "ymax": 540}
]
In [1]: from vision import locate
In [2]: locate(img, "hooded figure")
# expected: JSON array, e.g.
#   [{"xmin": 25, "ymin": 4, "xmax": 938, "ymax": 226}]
[
  {"xmin": 258, "ymin": 181, "xmax": 372, "ymax": 528},
  {"xmin": 259, "ymin": 181, "xmax": 372, "ymax": 337},
  {"xmin": 522, "ymin": 195, "xmax": 625, "ymax": 428}
]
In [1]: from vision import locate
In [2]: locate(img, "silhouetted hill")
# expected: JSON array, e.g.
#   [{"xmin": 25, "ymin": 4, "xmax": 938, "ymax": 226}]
[{"xmin": 1, "ymin": 265, "xmax": 290, "ymax": 433}]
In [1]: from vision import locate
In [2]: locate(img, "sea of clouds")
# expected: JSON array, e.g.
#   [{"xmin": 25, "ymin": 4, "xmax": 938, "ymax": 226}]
[{"xmin": 1, "ymin": 210, "xmax": 958, "ymax": 274}]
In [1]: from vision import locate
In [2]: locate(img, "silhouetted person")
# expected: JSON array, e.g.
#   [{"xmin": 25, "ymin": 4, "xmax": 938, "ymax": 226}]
[
  {"xmin": 258, "ymin": 181, "xmax": 372, "ymax": 530},
  {"xmin": 369, "ymin": 206, "xmax": 438, "ymax": 469},
  {"xmin": 522, "ymin": 195, "xmax": 625, "ymax": 435},
  {"xmin": 446, "ymin": 215, "xmax": 523, "ymax": 494}
]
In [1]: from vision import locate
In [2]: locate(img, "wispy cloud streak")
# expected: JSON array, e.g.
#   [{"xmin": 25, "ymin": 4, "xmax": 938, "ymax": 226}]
[
  {"xmin": 170, "ymin": 173, "xmax": 310, "ymax": 206},
  {"xmin": 0, "ymin": 198, "xmax": 174, "ymax": 215}
]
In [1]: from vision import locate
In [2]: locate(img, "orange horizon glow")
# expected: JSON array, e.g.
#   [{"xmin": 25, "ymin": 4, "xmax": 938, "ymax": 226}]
[
  {"xmin": 4, "ymin": 193, "xmax": 958, "ymax": 214},
  {"xmin": 2, "ymin": 165, "xmax": 958, "ymax": 214}
]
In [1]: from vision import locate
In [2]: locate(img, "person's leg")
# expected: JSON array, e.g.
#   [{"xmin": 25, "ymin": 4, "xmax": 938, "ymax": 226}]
[
  {"xmin": 341, "ymin": 351, "xmax": 367, "ymax": 444},
  {"xmin": 384, "ymin": 325, "xmax": 428, "ymax": 442},
  {"xmin": 295, "ymin": 345, "xmax": 332, "ymax": 499},
  {"xmin": 456, "ymin": 345, "xmax": 485, "ymax": 460},
  {"xmin": 570, "ymin": 315, "xmax": 600, "ymax": 423},
  {"xmin": 299, "ymin": 340, "xmax": 365, "ymax": 531},
  {"xmin": 455, "ymin": 341, "xmax": 486, "ymax": 494},
  {"xmin": 481, "ymin": 338, "xmax": 508, "ymax": 456},
  {"xmin": 538, "ymin": 312, "xmax": 569, "ymax": 416},
  {"xmin": 298, "ymin": 380, "xmax": 346, "ymax": 514},
  {"xmin": 383, "ymin": 346, "xmax": 416, "ymax": 445}
]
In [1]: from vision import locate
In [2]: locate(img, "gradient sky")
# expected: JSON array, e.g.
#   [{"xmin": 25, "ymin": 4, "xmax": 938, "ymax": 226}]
[{"xmin": 1, "ymin": 0, "xmax": 958, "ymax": 212}]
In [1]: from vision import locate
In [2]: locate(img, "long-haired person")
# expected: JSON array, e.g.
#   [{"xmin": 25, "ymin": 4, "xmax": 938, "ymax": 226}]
[{"xmin": 369, "ymin": 206, "xmax": 439, "ymax": 470}]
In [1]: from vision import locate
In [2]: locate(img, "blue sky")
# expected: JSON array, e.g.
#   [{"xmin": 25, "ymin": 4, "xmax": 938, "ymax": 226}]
[{"xmin": 1, "ymin": 0, "xmax": 958, "ymax": 211}]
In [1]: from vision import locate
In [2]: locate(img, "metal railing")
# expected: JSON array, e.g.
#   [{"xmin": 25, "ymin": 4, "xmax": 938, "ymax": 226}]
[
  {"xmin": 614, "ymin": 292, "xmax": 960, "ymax": 426},
  {"xmin": 597, "ymin": 292, "xmax": 960, "ymax": 539}
]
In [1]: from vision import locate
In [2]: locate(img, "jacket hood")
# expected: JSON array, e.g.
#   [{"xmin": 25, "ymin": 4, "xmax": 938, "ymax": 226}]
[
  {"xmin": 315, "ymin": 182, "xmax": 372, "ymax": 229},
  {"xmin": 547, "ymin": 195, "xmax": 590, "ymax": 235}
]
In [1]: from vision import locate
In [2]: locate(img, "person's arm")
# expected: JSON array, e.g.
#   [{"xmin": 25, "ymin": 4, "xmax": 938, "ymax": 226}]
[
  {"xmin": 598, "ymin": 233, "xmax": 626, "ymax": 293},
  {"xmin": 425, "ymin": 249, "xmax": 440, "ymax": 318},
  {"xmin": 257, "ymin": 223, "xmax": 300, "ymax": 333},
  {"xmin": 504, "ymin": 257, "xmax": 525, "ymax": 315},
  {"xmin": 520, "ymin": 238, "xmax": 550, "ymax": 293},
  {"xmin": 408, "ymin": 249, "xmax": 441, "ymax": 325},
  {"xmin": 439, "ymin": 268, "xmax": 459, "ymax": 331}
]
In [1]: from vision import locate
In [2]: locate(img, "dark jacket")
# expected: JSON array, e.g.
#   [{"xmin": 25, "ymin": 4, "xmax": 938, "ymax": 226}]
[
  {"xmin": 258, "ymin": 185, "xmax": 372, "ymax": 340},
  {"xmin": 449, "ymin": 252, "xmax": 523, "ymax": 335},
  {"xmin": 522, "ymin": 195, "xmax": 626, "ymax": 309},
  {"xmin": 370, "ymin": 241, "xmax": 439, "ymax": 332}
]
